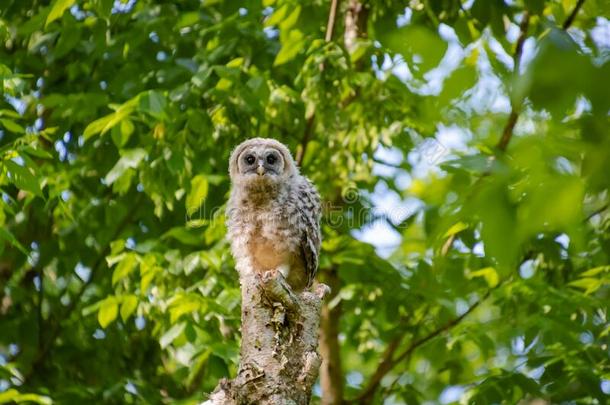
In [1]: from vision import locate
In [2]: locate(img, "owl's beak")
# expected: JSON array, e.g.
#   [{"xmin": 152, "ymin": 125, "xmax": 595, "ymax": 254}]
[{"xmin": 256, "ymin": 165, "xmax": 265, "ymax": 176}]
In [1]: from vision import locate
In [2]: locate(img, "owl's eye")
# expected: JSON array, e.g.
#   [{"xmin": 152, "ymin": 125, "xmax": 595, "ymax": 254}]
[
  {"xmin": 245, "ymin": 154, "xmax": 256, "ymax": 165},
  {"xmin": 266, "ymin": 154, "xmax": 277, "ymax": 165}
]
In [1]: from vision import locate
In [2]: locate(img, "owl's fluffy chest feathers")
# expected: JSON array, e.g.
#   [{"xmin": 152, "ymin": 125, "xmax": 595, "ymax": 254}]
[
  {"xmin": 228, "ymin": 195, "xmax": 297, "ymax": 256},
  {"xmin": 247, "ymin": 228, "xmax": 290, "ymax": 271},
  {"xmin": 244, "ymin": 203, "xmax": 297, "ymax": 255}
]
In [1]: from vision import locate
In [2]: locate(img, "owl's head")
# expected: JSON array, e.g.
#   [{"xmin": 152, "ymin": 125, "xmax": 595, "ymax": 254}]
[{"xmin": 229, "ymin": 138, "xmax": 297, "ymax": 185}]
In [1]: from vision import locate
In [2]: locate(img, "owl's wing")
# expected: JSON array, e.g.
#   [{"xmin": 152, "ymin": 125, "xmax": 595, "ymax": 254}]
[{"xmin": 296, "ymin": 179, "xmax": 321, "ymax": 288}]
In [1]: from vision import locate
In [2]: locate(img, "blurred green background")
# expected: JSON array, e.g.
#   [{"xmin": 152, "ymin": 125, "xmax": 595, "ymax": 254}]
[{"xmin": 0, "ymin": 0, "xmax": 609, "ymax": 404}]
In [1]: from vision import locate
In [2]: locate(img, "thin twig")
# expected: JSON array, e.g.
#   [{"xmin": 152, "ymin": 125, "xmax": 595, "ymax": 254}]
[
  {"xmin": 325, "ymin": 0, "xmax": 340, "ymax": 42},
  {"xmin": 356, "ymin": 290, "xmax": 491, "ymax": 403},
  {"xmin": 497, "ymin": 11, "xmax": 530, "ymax": 152},
  {"xmin": 36, "ymin": 269, "xmax": 44, "ymax": 351},
  {"xmin": 497, "ymin": 0, "xmax": 587, "ymax": 151},
  {"xmin": 585, "ymin": 203, "xmax": 609, "ymax": 222},
  {"xmin": 296, "ymin": 115, "xmax": 315, "ymax": 166},
  {"xmin": 391, "ymin": 290, "xmax": 489, "ymax": 366},
  {"xmin": 296, "ymin": 0, "xmax": 341, "ymax": 167},
  {"xmin": 562, "ymin": 0, "xmax": 586, "ymax": 30},
  {"xmin": 355, "ymin": 336, "xmax": 401, "ymax": 402}
]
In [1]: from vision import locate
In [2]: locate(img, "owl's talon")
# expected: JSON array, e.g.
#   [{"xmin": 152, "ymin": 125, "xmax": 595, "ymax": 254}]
[{"xmin": 262, "ymin": 270, "xmax": 276, "ymax": 282}]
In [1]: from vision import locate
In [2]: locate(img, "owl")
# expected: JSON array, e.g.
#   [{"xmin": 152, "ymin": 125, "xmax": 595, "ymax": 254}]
[{"xmin": 227, "ymin": 138, "xmax": 321, "ymax": 291}]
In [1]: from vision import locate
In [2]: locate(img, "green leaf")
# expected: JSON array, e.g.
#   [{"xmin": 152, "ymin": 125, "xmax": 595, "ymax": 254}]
[
  {"xmin": 279, "ymin": 5, "xmax": 300, "ymax": 30},
  {"xmin": 443, "ymin": 221, "xmax": 469, "ymax": 238},
  {"xmin": 83, "ymin": 97, "xmax": 138, "ymax": 140},
  {"xmin": 104, "ymin": 148, "xmax": 147, "ymax": 185},
  {"xmin": 112, "ymin": 253, "xmax": 138, "ymax": 285},
  {"xmin": 468, "ymin": 267, "xmax": 499, "ymax": 288},
  {"xmin": 120, "ymin": 295, "xmax": 138, "ymax": 322},
  {"xmin": 83, "ymin": 114, "xmax": 114, "ymax": 140},
  {"xmin": 138, "ymin": 90, "xmax": 167, "ymax": 120},
  {"xmin": 186, "ymin": 174, "xmax": 209, "ymax": 215},
  {"xmin": 274, "ymin": 30, "xmax": 305, "ymax": 66},
  {"xmin": 580, "ymin": 265, "xmax": 610, "ymax": 277},
  {"xmin": 21, "ymin": 145, "xmax": 53, "ymax": 159},
  {"xmin": 0, "ymin": 227, "xmax": 29, "ymax": 256},
  {"xmin": 382, "ymin": 25, "xmax": 447, "ymax": 72},
  {"xmin": 46, "ymin": 0, "xmax": 76, "ymax": 27},
  {"xmin": 13, "ymin": 393, "xmax": 52, "ymax": 405},
  {"xmin": 476, "ymin": 180, "xmax": 519, "ymax": 272},
  {"xmin": 111, "ymin": 118, "xmax": 134, "ymax": 148},
  {"xmin": 162, "ymin": 227, "xmax": 203, "ymax": 246},
  {"xmin": 4, "ymin": 159, "xmax": 43, "ymax": 197},
  {"xmin": 518, "ymin": 176, "xmax": 584, "ymax": 235},
  {"xmin": 160, "ymin": 321, "xmax": 186, "ymax": 348},
  {"xmin": 0, "ymin": 118, "xmax": 25, "ymax": 133},
  {"xmin": 0, "ymin": 389, "xmax": 19, "ymax": 403},
  {"xmin": 139, "ymin": 254, "xmax": 159, "ymax": 293},
  {"xmin": 169, "ymin": 295, "xmax": 203, "ymax": 323},
  {"xmin": 264, "ymin": 4, "xmax": 288, "ymax": 27},
  {"xmin": 569, "ymin": 277, "xmax": 606, "ymax": 294},
  {"xmin": 439, "ymin": 65, "xmax": 477, "ymax": 104},
  {"xmin": 98, "ymin": 296, "xmax": 119, "ymax": 328}
]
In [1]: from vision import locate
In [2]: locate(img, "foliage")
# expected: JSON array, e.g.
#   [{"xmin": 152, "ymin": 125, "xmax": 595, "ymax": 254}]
[{"xmin": 0, "ymin": 0, "xmax": 609, "ymax": 404}]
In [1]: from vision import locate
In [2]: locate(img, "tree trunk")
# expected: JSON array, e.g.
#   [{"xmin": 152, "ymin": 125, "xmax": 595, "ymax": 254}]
[
  {"xmin": 319, "ymin": 268, "xmax": 344, "ymax": 405},
  {"xmin": 319, "ymin": 2, "xmax": 369, "ymax": 404},
  {"xmin": 344, "ymin": 0, "xmax": 368, "ymax": 54},
  {"xmin": 207, "ymin": 270, "xmax": 328, "ymax": 404}
]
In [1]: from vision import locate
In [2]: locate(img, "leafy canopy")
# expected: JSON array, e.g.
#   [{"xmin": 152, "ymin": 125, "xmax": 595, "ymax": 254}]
[{"xmin": 0, "ymin": 0, "xmax": 609, "ymax": 404}]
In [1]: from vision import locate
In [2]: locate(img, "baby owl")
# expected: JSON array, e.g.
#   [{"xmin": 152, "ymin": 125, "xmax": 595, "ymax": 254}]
[{"xmin": 227, "ymin": 138, "xmax": 321, "ymax": 291}]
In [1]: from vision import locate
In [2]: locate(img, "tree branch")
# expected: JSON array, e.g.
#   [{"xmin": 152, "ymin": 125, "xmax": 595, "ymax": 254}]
[
  {"xmin": 497, "ymin": 11, "xmax": 530, "ymax": 152},
  {"xmin": 296, "ymin": 115, "xmax": 316, "ymax": 167},
  {"xmin": 585, "ymin": 203, "xmax": 608, "ymax": 222},
  {"xmin": 353, "ymin": 335, "xmax": 402, "ymax": 404},
  {"xmin": 356, "ymin": 290, "xmax": 491, "ymax": 404},
  {"xmin": 498, "ymin": 1, "xmax": 587, "ymax": 151},
  {"xmin": 562, "ymin": 0, "xmax": 586, "ymax": 30},
  {"xmin": 319, "ymin": 267, "xmax": 344, "ymax": 405},
  {"xmin": 296, "ymin": 0, "xmax": 342, "ymax": 166},
  {"xmin": 36, "ymin": 269, "xmax": 44, "ymax": 351},
  {"xmin": 325, "ymin": 0, "xmax": 340, "ymax": 42}
]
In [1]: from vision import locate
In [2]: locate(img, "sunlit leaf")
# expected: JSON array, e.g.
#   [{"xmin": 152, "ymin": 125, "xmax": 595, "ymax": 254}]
[
  {"xmin": 45, "ymin": 0, "xmax": 76, "ymax": 27},
  {"xmin": 98, "ymin": 296, "xmax": 119, "ymax": 328},
  {"xmin": 104, "ymin": 148, "xmax": 147, "ymax": 185},
  {"xmin": 4, "ymin": 159, "xmax": 43, "ymax": 197},
  {"xmin": 120, "ymin": 295, "xmax": 138, "ymax": 322},
  {"xmin": 468, "ymin": 267, "xmax": 499, "ymax": 288},
  {"xmin": 160, "ymin": 322, "xmax": 186, "ymax": 348},
  {"xmin": 112, "ymin": 253, "xmax": 138, "ymax": 285},
  {"xmin": 274, "ymin": 30, "xmax": 305, "ymax": 66}
]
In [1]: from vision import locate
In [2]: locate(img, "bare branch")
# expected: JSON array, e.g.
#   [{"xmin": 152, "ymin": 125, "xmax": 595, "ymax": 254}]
[
  {"xmin": 562, "ymin": 0, "xmax": 586, "ymax": 30},
  {"xmin": 585, "ymin": 203, "xmax": 609, "ymax": 222},
  {"xmin": 325, "ymin": 0, "xmax": 340, "ymax": 42},
  {"xmin": 354, "ymin": 336, "xmax": 402, "ymax": 404}
]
